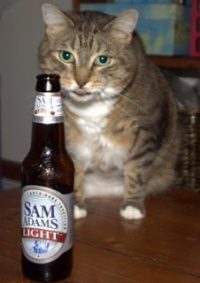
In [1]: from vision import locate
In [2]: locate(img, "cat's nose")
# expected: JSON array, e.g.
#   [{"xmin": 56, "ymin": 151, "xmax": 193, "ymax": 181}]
[
  {"xmin": 77, "ymin": 79, "xmax": 86, "ymax": 88},
  {"xmin": 75, "ymin": 67, "xmax": 89, "ymax": 88}
]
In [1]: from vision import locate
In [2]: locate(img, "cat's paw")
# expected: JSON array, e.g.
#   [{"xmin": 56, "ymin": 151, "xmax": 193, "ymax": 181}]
[
  {"xmin": 119, "ymin": 206, "xmax": 145, "ymax": 220},
  {"xmin": 74, "ymin": 205, "xmax": 87, "ymax": 219}
]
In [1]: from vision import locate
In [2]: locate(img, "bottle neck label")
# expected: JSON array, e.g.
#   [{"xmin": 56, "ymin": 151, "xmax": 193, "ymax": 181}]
[
  {"xmin": 33, "ymin": 92, "xmax": 64, "ymax": 124},
  {"xmin": 21, "ymin": 185, "xmax": 74, "ymax": 264}
]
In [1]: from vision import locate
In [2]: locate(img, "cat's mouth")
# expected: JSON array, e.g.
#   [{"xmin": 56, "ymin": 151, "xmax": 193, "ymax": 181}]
[
  {"xmin": 62, "ymin": 87, "xmax": 102, "ymax": 103},
  {"xmin": 73, "ymin": 89, "xmax": 91, "ymax": 97}
]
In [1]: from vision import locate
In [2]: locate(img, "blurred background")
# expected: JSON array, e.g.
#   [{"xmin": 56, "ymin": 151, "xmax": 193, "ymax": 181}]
[
  {"xmin": 0, "ymin": 0, "xmax": 72, "ymax": 188},
  {"xmin": 1, "ymin": 0, "xmax": 200, "ymax": 192}
]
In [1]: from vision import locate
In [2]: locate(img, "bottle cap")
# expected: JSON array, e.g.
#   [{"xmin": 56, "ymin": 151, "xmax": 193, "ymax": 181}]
[{"xmin": 36, "ymin": 74, "xmax": 61, "ymax": 92}]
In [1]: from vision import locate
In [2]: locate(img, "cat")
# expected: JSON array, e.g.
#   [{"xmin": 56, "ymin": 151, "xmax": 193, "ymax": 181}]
[{"xmin": 39, "ymin": 3, "xmax": 179, "ymax": 220}]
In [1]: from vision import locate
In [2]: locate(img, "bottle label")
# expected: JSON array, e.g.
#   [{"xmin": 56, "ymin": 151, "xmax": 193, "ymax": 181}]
[
  {"xmin": 33, "ymin": 92, "xmax": 64, "ymax": 124},
  {"xmin": 21, "ymin": 185, "xmax": 74, "ymax": 264}
]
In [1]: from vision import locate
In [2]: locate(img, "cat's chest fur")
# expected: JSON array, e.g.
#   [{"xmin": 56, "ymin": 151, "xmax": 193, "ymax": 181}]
[{"xmin": 65, "ymin": 99, "xmax": 127, "ymax": 171}]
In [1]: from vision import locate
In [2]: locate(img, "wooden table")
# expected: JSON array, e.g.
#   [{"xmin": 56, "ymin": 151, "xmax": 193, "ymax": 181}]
[{"xmin": 0, "ymin": 189, "xmax": 200, "ymax": 283}]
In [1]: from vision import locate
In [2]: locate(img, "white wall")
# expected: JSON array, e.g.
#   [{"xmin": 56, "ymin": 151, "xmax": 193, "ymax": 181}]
[{"xmin": 0, "ymin": 0, "xmax": 72, "ymax": 162}]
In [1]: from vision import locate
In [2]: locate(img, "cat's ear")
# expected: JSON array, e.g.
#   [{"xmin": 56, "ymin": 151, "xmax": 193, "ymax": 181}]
[
  {"xmin": 41, "ymin": 3, "xmax": 74, "ymax": 37},
  {"xmin": 104, "ymin": 9, "xmax": 139, "ymax": 44}
]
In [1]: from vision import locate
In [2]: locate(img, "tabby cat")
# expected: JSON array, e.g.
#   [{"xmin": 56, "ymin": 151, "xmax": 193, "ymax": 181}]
[{"xmin": 39, "ymin": 3, "xmax": 179, "ymax": 220}]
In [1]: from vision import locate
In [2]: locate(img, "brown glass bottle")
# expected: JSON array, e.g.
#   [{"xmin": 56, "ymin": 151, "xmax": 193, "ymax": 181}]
[{"xmin": 21, "ymin": 74, "xmax": 74, "ymax": 282}]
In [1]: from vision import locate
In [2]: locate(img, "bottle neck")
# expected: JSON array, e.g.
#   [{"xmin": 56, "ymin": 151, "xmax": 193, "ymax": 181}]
[
  {"xmin": 30, "ymin": 122, "xmax": 66, "ymax": 152},
  {"xmin": 30, "ymin": 90, "xmax": 65, "ymax": 152},
  {"xmin": 33, "ymin": 91, "xmax": 63, "ymax": 124}
]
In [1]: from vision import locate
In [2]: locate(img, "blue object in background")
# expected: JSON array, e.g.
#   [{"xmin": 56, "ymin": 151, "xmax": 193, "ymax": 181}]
[
  {"xmin": 80, "ymin": 3, "xmax": 190, "ymax": 21},
  {"xmin": 80, "ymin": 3, "xmax": 191, "ymax": 55},
  {"xmin": 115, "ymin": 0, "xmax": 192, "ymax": 5},
  {"xmin": 137, "ymin": 19, "xmax": 189, "ymax": 55},
  {"xmin": 115, "ymin": 0, "xmax": 182, "ymax": 3}
]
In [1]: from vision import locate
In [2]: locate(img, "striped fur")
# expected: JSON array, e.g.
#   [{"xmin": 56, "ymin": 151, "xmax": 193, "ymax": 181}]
[{"xmin": 39, "ymin": 4, "xmax": 179, "ymax": 219}]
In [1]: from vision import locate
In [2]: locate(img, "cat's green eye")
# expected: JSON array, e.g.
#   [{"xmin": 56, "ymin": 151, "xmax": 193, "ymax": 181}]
[
  {"xmin": 95, "ymin": 55, "xmax": 110, "ymax": 66},
  {"xmin": 59, "ymin": 51, "xmax": 74, "ymax": 63}
]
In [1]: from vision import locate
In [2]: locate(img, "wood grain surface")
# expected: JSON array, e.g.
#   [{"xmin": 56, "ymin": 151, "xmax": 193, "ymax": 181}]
[{"xmin": 0, "ymin": 189, "xmax": 200, "ymax": 282}]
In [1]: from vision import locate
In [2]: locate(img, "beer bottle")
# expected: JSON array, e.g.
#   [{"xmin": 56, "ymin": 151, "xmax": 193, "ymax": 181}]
[{"xmin": 21, "ymin": 74, "xmax": 74, "ymax": 282}]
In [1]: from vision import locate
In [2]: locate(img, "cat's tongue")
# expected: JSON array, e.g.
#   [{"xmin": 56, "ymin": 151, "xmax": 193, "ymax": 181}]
[{"xmin": 75, "ymin": 88, "xmax": 89, "ymax": 96}]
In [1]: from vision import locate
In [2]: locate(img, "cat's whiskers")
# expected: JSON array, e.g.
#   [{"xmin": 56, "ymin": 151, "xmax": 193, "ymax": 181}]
[
  {"xmin": 112, "ymin": 103, "xmax": 130, "ymax": 115},
  {"xmin": 119, "ymin": 93, "xmax": 149, "ymax": 115}
]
